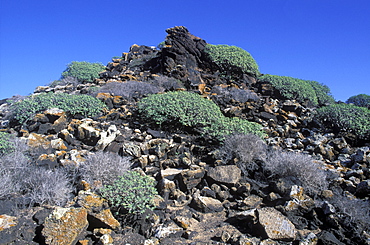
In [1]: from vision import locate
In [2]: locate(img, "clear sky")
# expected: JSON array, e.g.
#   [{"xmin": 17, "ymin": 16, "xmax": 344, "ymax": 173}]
[{"xmin": 1, "ymin": 0, "xmax": 369, "ymax": 102}]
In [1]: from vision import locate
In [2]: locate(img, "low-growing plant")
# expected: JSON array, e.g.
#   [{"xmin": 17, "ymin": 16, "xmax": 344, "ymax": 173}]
[
  {"xmin": 138, "ymin": 91, "xmax": 265, "ymax": 139},
  {"xmin": 9, "ymin": 92, "xmax": 107, "ymax": 124},
  {"xmin": 204, "ymin": 116, "xmax": 266, "ymax": 139},
  {"xmin": 258, "ymin": 74, "xmax": 319, "ymax": 106},
  {"xmin": 79, "ymin": 151, "xmax": 132, "ymax": 188},
  {"xmin": 99, "ymin": 171, "xmax": 157, "ymax": 215},
  {"xmin": 22, "ymin": 166, "xmax": 72, "ymax": 206},
  {"xmin": 204, "ymin": 44, "xmax": 260, "ymax": 77},
  {"xmin": 346, "ymin": 94, "xmax": 370, "ymax": 109},
  {"xmin": 263, "ymin": 150, "xmax": 328, "ymax": 196},
  {"xmin": 315, "ymin": 103, "xmax": 370, "ymax": 140},
  {"xmin": 95, "ymin": 81, "xmax": 163, "ymax": 101},
  {"xmin": 61, "ymin": 61, "xmax": 105, "ymax": 83},
  {"xmin": 0, "ymin": 132, "xmax": 15, "ymax": 156},
  {"xmin": 217, "ymin": 134, "xmax": 267, "ymax": 176},
  {"xmin": 0, "ymin": 138, "xmax": 72, "ymax": 206},
  {"xmin": 307, "ymin": 80, "xmax": 335, "ymax": 106},
  {"xmin": 330, "ymin": 193, "xmax": 370, "ymax": 234}
]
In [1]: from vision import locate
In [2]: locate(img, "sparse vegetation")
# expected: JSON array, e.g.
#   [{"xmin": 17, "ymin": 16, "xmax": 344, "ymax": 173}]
[
  {"xmin": 138, "ymin": 91, "xmax": 265, "ymax": 139},
  {"xmin": 94, "ymin": 81, "xmax": 163, "ymax": 101},
  {"xmin": 217, "ymin": 134, "xmax": 266, "ymax": 176},
  {"xmin": 79, "ymin": 151, "xmax": 132, "ymax": 188},
  {"xmin": 9, "ymin": 92, "xmax": 107, "ymax": 124},
  {"xmin": 204, "ymin": 44, "xmax": 260, "ymax": 77},
  {"xmin": 0, "ymin": 132, "xmax": 15, "ymax": 156},
  {"xmin": 346, "ymin": 94, "xmax": 370, "ymax": 109},
  {"xmin": 0, "ymin": 138, "xmax": 72, "ymax": 206},
  {"xmin": 316, "ymin": 103, "xmax": 370, "ymax": 140},
  {"xmin": 263, "ymin": 150, "xmax": 328, "ymax": 195},
  {"xmin": 61, "ymin": 61, "xmax": 105, "ymax": 83},
  {"xmin": 99, "ymin": 171, "xmax": 157, "ymax": 215}
]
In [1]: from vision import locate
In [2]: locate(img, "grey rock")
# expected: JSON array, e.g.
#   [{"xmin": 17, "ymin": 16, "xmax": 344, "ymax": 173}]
[
  {"xmin": 207, "ymin": 165, "xmax": 241, "ymax": 185},
  {"xmin": 257, "ymin": 207, "xmax": 297, "ymax": 241}
]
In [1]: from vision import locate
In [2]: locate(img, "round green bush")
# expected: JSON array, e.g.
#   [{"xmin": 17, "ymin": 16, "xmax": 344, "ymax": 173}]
[
  {"xmin": 0, "ymin": 132, "xmax": 14, "ymax": 156},
  {"xmin": 99, "ymin": 171, "xmax": 157, "ymax": 215},
  {"xmin": 10, "ymin": 93, "xmax": 107, "ymax": 124},
  {"xmin": 316, "ymin": 103, "xmax": 370, "ymax": 140},
  {"xmin": 138, "ymin": 91, "xmax": 265, "ymax": 139},
  {"xmin": 259, "ymin": 74, "xmax": 320, "ymax": 106},
  {"xmin": 307, "ymin": 80, "xmax": 335, "ymax": 106},
  {"xmin": 346, "ymin": 94, "xmax": 370, "ymax": 109},
  {"xmin": 61, "ymin": 61, "xmax": 105, "ymax": 83},
  {"xmin": 204, "ymin": 44, "xmax": 260, "ymax": 77}
]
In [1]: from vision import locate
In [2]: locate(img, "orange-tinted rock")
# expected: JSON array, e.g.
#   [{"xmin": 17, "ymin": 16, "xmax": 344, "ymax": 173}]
[
  {"xmin": 51, "ymin": 138, "xmax": 68, "ymax": 150},
  {"xmin": 42, "ymin": 207, "xmax": 88, "ymax": 245},
  {"xmin": 92, "ymin": 209, "xmax": 120, "ymax": 230},
  {"xmin": 0, "ymin": 214, "xmax": 17, "ymax": 231},
  {"xmin": 76, "ymin": 190, "xmax": 105, "ymax": 212},
  {"xmin": 27, "ymin": 132, "xmax": 51, "ymax": 150}
]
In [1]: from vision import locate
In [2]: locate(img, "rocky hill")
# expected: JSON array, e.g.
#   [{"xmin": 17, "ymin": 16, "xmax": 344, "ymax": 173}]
[{"xmin": 0, "ymin": 26, "xmax": 369, "ymax": 245}]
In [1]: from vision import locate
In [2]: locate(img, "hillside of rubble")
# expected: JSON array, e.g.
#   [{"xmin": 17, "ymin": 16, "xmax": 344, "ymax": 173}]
[{"xmin": 0, "ymin": 26, "xmax": 369, "ymax": 245}]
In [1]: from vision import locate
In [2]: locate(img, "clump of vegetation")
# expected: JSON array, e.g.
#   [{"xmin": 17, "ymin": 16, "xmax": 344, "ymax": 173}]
[
  {"xmin": 258, "ymin": 75, "xmax": 334, "ymax": 107},
  {"xmin": 263, "ymin": 150, "xmax": 328, "ymax": 195},
  {"xmin": 217, "ymin": 134, "xmax": 266, "ymax": 176},
  {"xmin": 0, "ymin": 132, "xmax": 15, "ymax": 156},
  {"xmin": 9, "ymin": 93, "xmax": 107, "ymax": 124},
  {"xmin": 315, "ymin": 103, "xmax": 370, "ymax": 140},
  {"xmin": 61, "ymin": 61, "xmax": 105, "ymax": 83},
  {"xmin": 204, "ymin": 44, "xmax": 260, "ymax": 77},
  {"xmin": 0, "ymin": 138, "xmax": 72, "ymax": 206},
  {"xmin": 99, "ymin": 171, "xmax": 157, "ymax": 215},
  {"xmin": 94, "ymin": 81, "xmax": 163, "ymax": 101},
  {"xmin": 79, "ymin": 151, "xmax": 132, "ymax": 188},
  {"xmin": 346, "ymin": 94, "xmax": 370, "ymax": 109},
  {"xmin": 307, "ymin": 80, "xmax": 335, "ymax": 106},
  {"xmin": 138, "ymin": 91, "xmax": 265, "ymax": 139}
]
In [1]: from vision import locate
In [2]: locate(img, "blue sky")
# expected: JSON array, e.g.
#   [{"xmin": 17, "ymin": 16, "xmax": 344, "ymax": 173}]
[{"xmin": 1, "ymin": 0, "xmax": 369, "ymax": 101}]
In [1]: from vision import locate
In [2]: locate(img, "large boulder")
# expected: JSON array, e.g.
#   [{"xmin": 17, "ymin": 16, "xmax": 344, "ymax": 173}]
[
  {"xmin": 257, "ymin": 207, "xmax": 297, "ymax": 241},
  {"xmin": 42, "ymin": 207, "xmax": 88, "ymax": 245},
  {"xmin": 207, "ymin": 165, "xmax": 241, "ymax": 185}
]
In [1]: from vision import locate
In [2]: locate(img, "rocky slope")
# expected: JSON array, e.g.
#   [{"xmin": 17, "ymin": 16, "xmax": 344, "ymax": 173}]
[{"xmin": 0, "ymin": 26, "xmax": 369, "ymax": 245}]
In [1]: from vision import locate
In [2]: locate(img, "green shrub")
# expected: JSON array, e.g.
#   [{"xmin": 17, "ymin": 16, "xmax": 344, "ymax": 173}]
[
  {"xmin": 346, "ymin": 94, "xmax": 370, "ymax": 109},
  {"xmin": 316, "ymin": 103, "xmax": 370, "ymax": 140},
  {"xmin": 204, "ymin": 44, "xmax": 260, "ymax": 77},
  {"xmin": 307, "ymin": 80, "xmax": 335, "ymax": 106},
  {"xmin": 99, "ymin": 171, "xmax": 157, "ymax": 215},
  {"xmin": 10, "ymin": 93, "xmax": 107, "ymax": 124},
  {"xmin": 138, "ymin": 91, "xmax": 265, "ymax": 139},
  {"xmin": 258, "ymin": 74, "xmax": 319, "ymax": 106},
  {"xmin": 61, "ymin": 61, "xmax": 105, "ymax": 83},
  {"xmin": 0, "ymin": 132, "xmax": 14, "ymax": 156}
]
